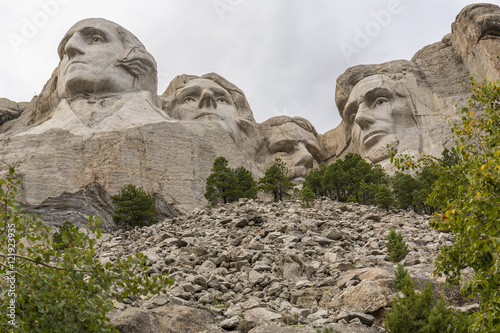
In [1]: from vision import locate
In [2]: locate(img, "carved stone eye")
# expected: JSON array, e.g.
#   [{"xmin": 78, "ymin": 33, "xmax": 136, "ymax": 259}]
[
  {"xmin": 91, "ymin": 35, "xmax": 103, "ymax": 43},
  {"xmin": 374, "ymin": 97, "xmax": 389, "ymax": 107},
  {"xmin": 183, "ymin": 96, "xmax": 196, "ymax": 103}
]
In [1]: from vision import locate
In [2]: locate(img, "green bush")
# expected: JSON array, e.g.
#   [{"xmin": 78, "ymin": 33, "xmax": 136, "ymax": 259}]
[
  {"xmin": 385, "ymin": 281, "xmax": 471, "ymax": 333},
  {"xmin": 233, "ymin": 166, "xmax": 258, "ymax": 200},
  {"xmin": 305, "ymin": 153, "xmax": 390, "ymax": 205},
  {"xmin": 316, "ymin": 328, "xmax": 334, "ymax": 333},
  {"xmin": 111, "ymin": 184, "xmax": 159, "ymax": 228},
  {"xmin": 386, "ymin": 229, "xmax": 409, "ymax": 263},
  {"xmin": 52, "ymin": 220, "xmax": 79, "ymax": 250},
  {"xmin": 300, "ymin": 186, "xmax": 316, "ymax": 207},
  {"xmin": 394, "ymin": 263, "xmax": 413, "ymax": 293},
  {"xmin": 375, "ymin": 183, "xmax": 394, "ymax": 211}
]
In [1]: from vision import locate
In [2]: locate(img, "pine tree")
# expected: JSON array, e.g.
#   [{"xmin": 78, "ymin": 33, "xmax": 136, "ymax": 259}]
[
  {"xmin": 386, "ymin": 229, "xmax": 409, "ymax": 263},
  {"xmin": 258, "ymin": 157, "xmax": 295, "ymax": 201},
  {"xmin": 111, "ymin": 184, "xmax": 159, "ymax": 228},
  {"xmin": 234, "ymin": 166, "xmax": 258, "ymax": 200},
  {"xmin": 204, "ymin": 157, "xmax": 257, "ymax": 206},
  {"xmin": 204, "ymin": 156, "xmax": 238, "ymax": 205},
  {"xmin": 375, "ymin": 184, "xmax": 394, "ymax": 211},
  {"xmin": 300, "ymin": 186, "xmax": 316, "ymax": 207}
]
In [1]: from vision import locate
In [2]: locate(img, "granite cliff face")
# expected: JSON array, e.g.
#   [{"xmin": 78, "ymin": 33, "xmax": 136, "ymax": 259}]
[
  {"xmin": 1, "ymin": 4, "xmax": 500, "ymax": 228},
  {"xmin": 324, "ymin": 3, "xmax": 500, "ymax": 169}
]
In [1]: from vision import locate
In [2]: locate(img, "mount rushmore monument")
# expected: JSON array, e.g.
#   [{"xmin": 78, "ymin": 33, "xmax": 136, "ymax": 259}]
[{"xmin": 0, "ymin": 3, "xmax": 499, "ymax": 229}]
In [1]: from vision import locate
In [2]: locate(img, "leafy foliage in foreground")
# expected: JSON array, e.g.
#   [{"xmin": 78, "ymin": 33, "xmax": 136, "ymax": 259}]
[
  {"xmin": 52, "ymin": 220, "xmax": 79, "ymax": 251},
  {"xmin": 111, "ymin": 184, "xmax": 160, "ymax": 228},
  {"xmin": 0, "ymin": 168, "xmax": 174, "ymax": 332},
  {"xmin": 391, "ymin": 78, "xmax": 500, "ymax": 332}
]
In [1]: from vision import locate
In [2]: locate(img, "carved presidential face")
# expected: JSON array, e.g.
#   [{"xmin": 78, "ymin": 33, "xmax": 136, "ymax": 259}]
[
  {"xmin": 343, "ymin": 75, "xmax": 417, "ymax": 163},
  {"xmin": 267, "ymin": 122, "xmax": 320, "ymax": 183},
  {"xmin": 173, "ymin": 78, "xmax": 239, "ymax": 137},
  {"xmin": 57, "ymin": 19, "xmax": 136, "ymax": 99}
]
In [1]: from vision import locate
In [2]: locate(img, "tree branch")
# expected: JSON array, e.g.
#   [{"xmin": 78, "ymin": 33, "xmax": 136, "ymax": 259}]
[{"xmin": 0, "ymin": 253, "xmax": 82, "ymax": 272}]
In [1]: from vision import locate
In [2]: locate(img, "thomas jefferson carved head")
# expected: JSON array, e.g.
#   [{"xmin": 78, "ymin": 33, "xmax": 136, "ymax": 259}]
[
  {"xmin": 56, "ymin": 18, "xmax": 157, "ymax": 100},
  {"xmin": 161, "ymin": 73, "xmax": 257, "ymax": 142}
]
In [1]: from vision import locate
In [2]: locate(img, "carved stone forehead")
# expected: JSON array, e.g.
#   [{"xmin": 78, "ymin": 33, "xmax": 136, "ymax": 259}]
[
  {"xmin": 349, "ymin": 75, "xmax": 391, "ymax": 96},
  {"xmin": 345, "ymin": 75, "xmax": 392, "ymax": 107},
  {"xmin": 181, "ymin": 78, "xmax": 227, "ymax": 91},
  {"xmin": 57, "ymin": 18, "xmax": 141, "ymax": 60}
]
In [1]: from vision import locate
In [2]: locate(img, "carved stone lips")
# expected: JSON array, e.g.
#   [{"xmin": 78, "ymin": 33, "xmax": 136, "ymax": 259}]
[
  {"xmin": 64, "ymin": 60, "xmax": 88, "ymax": 74},
  {"xmin": 362, "ymin": 130, "xmax": 387, "ymax": 146},
  {"xmin": 195, "ymin": 112, "xmax": 220, "ymax": 120}
]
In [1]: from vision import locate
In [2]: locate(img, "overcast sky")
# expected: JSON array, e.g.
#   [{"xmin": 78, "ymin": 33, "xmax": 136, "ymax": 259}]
[{"xmin": 0, "ymin": 0, "xmax": 496, "ymax": 133}]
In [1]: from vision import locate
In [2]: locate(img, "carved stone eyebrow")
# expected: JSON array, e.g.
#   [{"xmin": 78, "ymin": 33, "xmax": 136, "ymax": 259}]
[
  {"xmin": 57, "ymin": 26, "xmax": 109, "ymax": 59},
  {"xmin": 362, "ymin": 87, "xmax": 393, "ymax": 103},
  {"xmin": 177, "ymin": 86, "xmax": 202, "ymax": 100},
  {"xmin": 78, "ymin": 27, "xmax": 109, "ymax": 41}
]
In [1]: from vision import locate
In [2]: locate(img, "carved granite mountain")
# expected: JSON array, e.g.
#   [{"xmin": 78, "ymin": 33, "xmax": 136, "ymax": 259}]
[
  {"xmin": 0, "ymin": 19, "xmax": 262, "ymax": 230},
  {"xmin": 1, "ymin": 4, "xmax": 500, "ymax": 229}
]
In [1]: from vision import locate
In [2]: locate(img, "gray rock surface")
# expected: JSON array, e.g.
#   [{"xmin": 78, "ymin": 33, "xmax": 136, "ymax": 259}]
[
  {"xmin": 0, "ymin": 97, "xmax": 29, "ymax": 128},
  {"xmin": 98, "ymin": 198, "xmax": 475, "ymax": 332},
  {"xmin": 2, "ymin": 4, "xmax": 500, "ymax": 230}
]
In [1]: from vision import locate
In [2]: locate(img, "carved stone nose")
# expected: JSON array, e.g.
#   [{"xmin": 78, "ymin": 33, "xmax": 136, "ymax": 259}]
[
  {"xmin": 64, "ymin": 33, "xmax": 86, "ymax": 58},
  {"xmin": 198, "ymin": 90, "xmax": 217, "ymax": 109},
  {"xmin": 294, "ymin": 143, "xmax": 314, "ymax": 168},
  {"xmin": 355, "ymin": 103, "xmax": 375, "ymax": 130}
]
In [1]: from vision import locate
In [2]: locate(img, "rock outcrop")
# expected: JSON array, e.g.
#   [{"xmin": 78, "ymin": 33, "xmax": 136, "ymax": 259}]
[
  {"xmin": 326, "ymin": 3, "xmax": 500, "ymax": 170},
  {"xmin": 0, "ymin": 98, "xmax": 29, "ymax": 127},
  {"xmin": 99, "ymin": 198, "xmax": 476, "ymax": 332}
]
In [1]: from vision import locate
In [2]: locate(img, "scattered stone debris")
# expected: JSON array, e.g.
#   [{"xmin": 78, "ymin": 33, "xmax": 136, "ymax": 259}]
[{"xmin": 100, "ymin": 198, "xmax": 476, "ymax": 332}]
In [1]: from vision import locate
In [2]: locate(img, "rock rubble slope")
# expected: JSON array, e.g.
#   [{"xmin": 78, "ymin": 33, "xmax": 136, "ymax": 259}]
[{"xmin": 99, "ymin": 198, "xmax": 475, "ymax": 332}]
